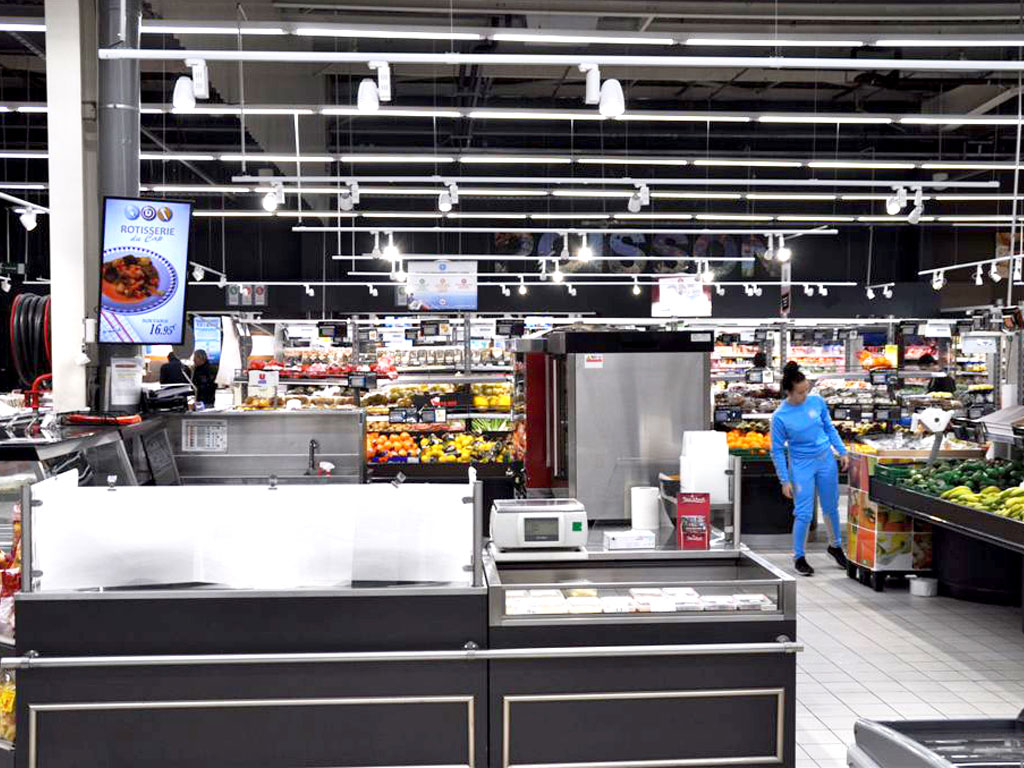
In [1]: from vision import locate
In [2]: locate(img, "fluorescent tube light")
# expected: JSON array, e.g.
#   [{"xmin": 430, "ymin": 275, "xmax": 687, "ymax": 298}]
[
  {"xmin": 933, "ymin": 194, "xmax": 1024, "ymax": 201},
  {"xmin": 192, "ymin": 210, "xmax": 270, "ymax": 217},
  {"xmin": 695, "ymin": 213, "xmax": 774, "ymax": 221},
  {"xmin": 808, "ymin": 160, "xmax": 917, "ymax": 169},
  {"xmin": 552, "ymin": 189, "xmax": 632, "ymax": 198},
  {"xmin": 491, "ymin": 32, "xmax": 675, "ymax": 45},
  {"xmin": 15, "ymin": 105, "xmax": 47, "ymax": 113},
  {"xmin": 901, "ymin": 116, "xmax": 1022, "ymax": 125},
  {"xmin": 0, "ymin": 150, "xmax": 46, "ymax": 158},
  {"xmin": 530, "ymin": 213, "xmax": 612, "ymax": 219},
  {"xmin": 686, "ymin": 37, "xmax": 864, "ymax": 48},
  {"xmin": 360, "ymin": 212, "xmax": 441, "ymax": 218},
  {"xmin": 150, "ymin": 185, "xmax": 249, "ymax": 193},
  {"xmin": 936, "ymin": 215, "xmax": 1014, "ymax": 221},
  {"xmin": 921, "ymin": 162, "xmax": 1016, "ymax": 170},
  {"xmin": 323, "ymin": 107, "xmax": 462, "ymax": 118},
  {"xmin": 140, "ymin": 152, "xmax": 217, "ymax": 161},
  {"xmin": 0, "ymin": 21, "xmax": 45, "ymax": 32},
  {"xmin": 576, "ymin": 157, "xmax": 690, "ymax": 166},
  {"xmin": 694, "ymin": 158, "xmax": 803, "ymax": 168},
  {"xmin": 173, "ymin": 106, "xmax": 315, "ymax": 115},
  {"xmin": 219, "ymin": 153, "xmax": 333, "ymax": 162},
  {"xmin": 338, "ymin": 154, "xmax": 456, "ymax": 163},
  {"xmin": 876, "ymin": 38, "xmax": 1024, "ymax": 47},
  {"xmin": 0, "ymin": 183, "xmax": 45, "ymax": 190},
  {"xmin": 746, "ymin": 192, "xmax": 837, "ymax": 200},
  {"xmin": 296, "ymin": 27, "xmax": 483, "ymax": 41},
  {"xmin": 614, "ymin": 213, "xmax": 695, "ymax": 220},
  {"xmin": 445, "ymin": 213, "xmax": 531, "ymax": 219},
  {"xmin": 468, "ymin": 109, "xmax": 606, "ymax": 121},
  {"xmin": 776, "ymin": 214, "xmax": 857, "ymax": 222},
  {"xmin": 459, "ymin": 188, "xmax": 550, "ymax": 196},
  {"xmin": 617, "ymin": 113, "xmax": 751, "ymax": 122},
  {"xmin": 760, "ymin": 115, "xmax": 892, "ymax": 124},
  {"xmin": 142, "ymin": 24, "xmax": 287, "ymax": 35},
  {"xmin": 651, "ymin": 191, "xmax": 743, "ymax": 200},
  {"xmin": 459, "ymin": 155, "xmax": 573, "ymax": 164},
  {"xmin": 857, "ymin": 215, "xmax": 937, "ymax": 222}
]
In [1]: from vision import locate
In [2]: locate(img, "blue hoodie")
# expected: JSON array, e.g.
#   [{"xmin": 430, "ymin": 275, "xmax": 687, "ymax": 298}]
[{"xmin": 770, "ymin": 394, "xmax": 847, "ymax": 485}]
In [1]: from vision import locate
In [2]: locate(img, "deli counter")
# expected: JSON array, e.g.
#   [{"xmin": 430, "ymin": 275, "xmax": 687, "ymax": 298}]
[{"xmin": 1, "ymin": 477, "xmax": 800, "ymax": 768}]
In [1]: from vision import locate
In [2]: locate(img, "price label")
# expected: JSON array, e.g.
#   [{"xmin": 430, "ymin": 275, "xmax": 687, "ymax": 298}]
[
  {"xmin": 714, "ymin": 407, "xmax": 743, "ymax": 423},
  {"xmin": 874, "ymin": 409, "xmax": 891, "ymax": 422},
  {"xmin": 420, "ymin": 407, "xmax": 446, "ymax": 424},
  {"xmin": 754, "ymin": 329, "xmax": 768, "ymax": 342},
  {"xmin": 182, "ymin": 420, "xmax": 228, "ymax": 453},
  {"xmin": 405, "ymin": 328, "xmax": 419, "ymax": 341},
  {"xmin": 832, "ymin": 407, "xmax": 849, "ymax": 421},
  {"xmin": 389, "ymin": 408, "xmax": 410, "ymax": 424},
  {"xmin": 967, "ymin": 406, "xmax": 986, "ymax": 420},
  {"xmin": 860, "ymin": 411, "xmax": 875, "ymax": 422},
  {"xmin": 357, "ymin": 328, "xmax": 373, "ymax": 343}
]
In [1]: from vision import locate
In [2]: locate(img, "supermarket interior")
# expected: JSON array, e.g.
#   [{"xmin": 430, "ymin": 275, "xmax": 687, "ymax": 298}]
[{"xmin": 6, "ymin": 1, "xmax": 1024, "ymax": 767}]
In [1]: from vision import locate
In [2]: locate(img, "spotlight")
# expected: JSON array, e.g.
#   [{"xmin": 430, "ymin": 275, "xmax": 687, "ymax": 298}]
[
  {"xmin": 775, "ymin": 236, "xmax": 792, "ymax": 263},
  {"xmin": 382, "ymin": 231, "xmax": 400, "ymax": 261},
  {"xmin": 262, "ymin": 182, "xmax": 284, "ymax": 212},
  {"xmin": 567, "ymin": 284, "xmax": 577, "ymax": 296},
  {"xmin": 217, "ymin": 274, "xmax": 227, "ymax": 289},
  {"xmin": 866, "ymin": 287, "xmax": 875, "ymax": 300},
  {"xmin": 339, "ymin": 190, "xmax": 354, "ymax": 211},
  {"xmin": 764, "ymin": 234, "xmax": 775, "ymax": 262},
  {"xmin": 501, "ymin": 284, "xmax": 511, "ymax": 297},
  {"xmin": 753, "ymin": 285, "xmax": 763, "ymax": 296},
  {"xmin": 906, "ymin": 186, "xmax": 925, "ymax": 225},
  {"xmin": 0, "ymin": 277, "xmax": 10, "ymax": 293},
  {"xmin": 886, "ymin": 186, "xmax": 907, "ymax": 216},
  {"xmin": 348, "ymin": 182, "xmax": 360, "ymax": 205},
  {"xmin": 552, "ymin": 263, "xmax": 565, "ymax": 283},
  {"xmin": 305, "ymin": 284, "xmax": 315, "ymax": 297},
  {"xmin": 357, "ymin": 60, "xmax": 391, "ymax": 113},
  {"xmin": 438, "ymin": 190, "xmax": 452, "ymax": 213},
  {"xmin": 701, "ymin": 260, "xmax": 715, "ymax": 283},
  {"xmin": 818, "ymin": 284, "xmax": 828, "ymax": 296},
  {"xmin": 172, "ymin": 76, "xmax": 196, "ymax": 111},
  {"xmin": 371, "ymin": 231, "xmax": 382, "ymax": 258},
  {"xmin": 560, "ymin": 234, "xmax": 570, "ymax": 261},
  {"xmin": 932, "ymin": 271, "xmax": 946, "ymax": 290},
  {"xmin": 367, "ymin": 284, "xmax": 378, "ymax": 296},
  {"xmin": 990, "ymin": 263, "xmax": 1003, "ymax": 283},
  {"xmin": 577, "ymin": 236, "xmax": 593, "ymax": 262},
  {"xmin": 518, "ymin": 277, "xmax": 528, "ymax": 296},
  {"xmin": 975, "ymin": 265, "xmax": 984, "ymax": 286},
  {"xmin": 393, "ymin": 265, "xmax": 407, "ymax": 282},
  {"xmin": 883, "ymin": 285, "xmax": 893, "ymax": 299},
  {"xmin": 743, "ymin": 284, "xmax": 753, "ymax": 296},
  {"xmin": 579, "ymin": 63, "xmax": 625, "ymax": 117},
  {"xmin": 803, "ymin": 284, "xmax": 814, "ymax": 296},
  {"xmin": 627, "ymin": 184, "xmax": 650, "ymax": 213},
  {"xmin": 632, "ymin": 277, "xmax": 641, "ymax": 296},
  {"xmin": 19, "ymin": 210, "xmax": 37, "ymax": 232},
  {"xmin": 715, "ymin": 284, "xmax": 725, "ymax": 296},
  {"xmin": 192, "ymin": 265, "xmax": 205, "ymax": 281}
]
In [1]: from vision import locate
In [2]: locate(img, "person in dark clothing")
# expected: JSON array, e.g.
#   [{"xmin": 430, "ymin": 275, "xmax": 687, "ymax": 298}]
[
  {"xmin": 159, "ymin": 351, "xmax": 191, "ymax": 385},
  {"xmin": 191, "ymin": 349, "xmax": 218, "ymax": 407},
  {"xmin": 751, "ymin": 351, "xmax": 768, "ymax": 369},
  {"xmin": 915, "ymin": 353, "xmax": 957, "ymax": 394}
]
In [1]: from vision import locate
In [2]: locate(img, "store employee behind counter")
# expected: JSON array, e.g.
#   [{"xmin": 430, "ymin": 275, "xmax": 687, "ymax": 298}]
[{"xmin": 191, "ymin": 349, "xmax": 217, "ymax": 407}]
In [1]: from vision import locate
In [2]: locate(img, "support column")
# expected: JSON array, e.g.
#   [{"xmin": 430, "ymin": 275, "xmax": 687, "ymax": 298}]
[{"xmin": 44, "ymin": 0, "xmax": 99, "ymax": 412}]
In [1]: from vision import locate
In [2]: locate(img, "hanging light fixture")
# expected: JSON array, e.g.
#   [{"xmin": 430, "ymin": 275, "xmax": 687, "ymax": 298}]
[
  {"xmin": 357, "ymin": 60, "xmax": 391, "ymax": 113},
  {"xmin": 883, "ymin": 284, "xmax": 893, "ymax": 298},
  {"xmin": 775, "ymin": 236, "xmax": 792, "ymax": 263},
  {"xmin": 803, "ymin": 284, "xmax": 814, "ymax": 296},
  {"xmin": 382, "ymin": 231, "xmax": 400, "ymax": 261},
  {"xmin": 715, "ymin": 284, "xmax": 725, "ymax": 296},
  {"xmin": 764, "ymin": 233, "xmax": 775, "ymax": 261},
  {"xmin": 577, "ymin": 235, "xmax": 593, "ymax": 262},
  {"xmin": 518, "ymin": 276, "xmax": 528, "ymax": 295},
  {"xmin": 627, "ymin": 184, "xmax": 650, "ymax": 213},
  {"xmin": 552, "ymin": 261, "xmax": 565, "ymax": 283},
  {"xmin": 560, "ymin": 233, "xmax": 570, "ymax": 261},
  {"xmin": 262, "ymin": 182, "xmax": 284, "ymax": 212},
  {"xmin": 907, "ymin": 187, "xmax": 925, "ymax": 224},
  {"xmin": 19, "ymin": 210, "xmax": 37, "ymax": 231},
  {"xmin": 990, "ymin": 262, "xmax": 1003, "ymax": 282},
  {"xmin": 192, "ymin": 264, "xmax": 205, "ymax": 281},
  {"xmin": 305, "ymin": 284, "xmax": 315, "ymax": 297},
  {"xmin": 886, "ymin": 186, "xmax": 908, "ymax": 216},
  {"xmin": 1014, "ymin": 258, "xmax": 1023, "ymax": 282},
  {"xmin": 866, "ymin": 286, "xmax": 876, "ymax": 300},
  {"xmin": 817, "ymin": 284, "xmax": 828, "ymax": 296},
  {"xmin": 632, "ymin": 276, "xmax": 641, "ymax": 295},
  {"xmin": 932, "ymin": 271, "xmax": 946, "ymax": 290},
  {"xmin": 701, "ymin": 260, "xmax": 715, "ymax": 283},
  {"xmin": 501, "ymin": 284, "xmax": 511, "ymax": 297},
  {"xmin": 567, "ymin": 284, "xmax": 577, "ymax": 296},
  {"xmin": 579, "ymin": 63, "xmax": 625, "ymax": 117},
  {"xmin": 371, "ymin": 231, "xmax": 382, "ymax": 258}
]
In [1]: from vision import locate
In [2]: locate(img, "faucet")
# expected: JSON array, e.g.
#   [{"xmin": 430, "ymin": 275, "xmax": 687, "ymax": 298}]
[{"xmin": 306, "ymin": 439, "xmax": 320, "ymax": 475}]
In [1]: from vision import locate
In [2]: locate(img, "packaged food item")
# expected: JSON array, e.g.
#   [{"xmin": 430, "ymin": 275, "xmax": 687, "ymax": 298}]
[
  {"xmin": 505, "ymin": 597, "xmax": 531, "ymax": 616},
  {"xmin": 674, "ymin": 598, "xmax": 704, "ymax": 612},
  {"xmin": 662, "ymin": 587, "xmax": 700, "ymax": 599},
  {"xmin": 528, "ymin": 589, "xmax": 562, "ymax": 599},
  {"xmin": 0, "ymin": 669, "xmax": 15, "ymax": 743},
  {"xmin": 733, "ymin": 594, "xmax": 773, "ymax": 611},
  {"xmin": 564, "ymin": 588, "xmax": 598, "ymax": 598},
  {"xmin": 600, "ymin": 596, "xmax": 635, "ymax": 614},
  {"xmin": 628, "ymin": 587, "xmax": 664, "ymax": 599},
  {"xmin": 566, "ymin": 597, "xmax": 603, "ymax": 614},
  {"xmin": 700, "ymin": 595, "xmax": 738, "ymax": 611}
]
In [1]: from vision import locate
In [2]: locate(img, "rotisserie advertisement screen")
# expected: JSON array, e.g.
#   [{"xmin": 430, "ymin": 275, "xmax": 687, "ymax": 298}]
[{"xmin": 98, "ymin": 197, "xmax": 192, "ymax": 344}]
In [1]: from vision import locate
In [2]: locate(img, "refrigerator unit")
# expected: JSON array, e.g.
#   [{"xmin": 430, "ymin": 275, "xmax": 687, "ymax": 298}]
[{"xmin": 517, "ymin": 330, "xmax": 713, "ymax": 522}]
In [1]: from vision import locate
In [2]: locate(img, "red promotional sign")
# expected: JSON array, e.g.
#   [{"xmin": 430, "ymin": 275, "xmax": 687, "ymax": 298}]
[{"xmin": 677, "ymin": 492, "xmax": 711, "ymax": 550}]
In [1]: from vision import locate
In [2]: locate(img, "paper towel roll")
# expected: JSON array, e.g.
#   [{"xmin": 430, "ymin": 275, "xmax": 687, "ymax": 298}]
[{"xmin": 631, "ymin": 486, "xmax": 661, "ymax": 531}]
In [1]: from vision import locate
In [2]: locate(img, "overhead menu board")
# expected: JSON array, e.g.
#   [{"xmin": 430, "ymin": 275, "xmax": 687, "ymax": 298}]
[
  {"xmin": 406, "ymin": 260, "xmax": 478, "ymax": 311},
  {"xmin": 99, "ymin": 197, "xmax": 192, "ymax": 344}
]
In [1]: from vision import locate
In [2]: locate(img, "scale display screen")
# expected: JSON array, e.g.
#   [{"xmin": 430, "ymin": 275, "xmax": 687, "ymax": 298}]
[{"xmin": 524, "ymin": 517, "xmax": 560, "ymax": 542}]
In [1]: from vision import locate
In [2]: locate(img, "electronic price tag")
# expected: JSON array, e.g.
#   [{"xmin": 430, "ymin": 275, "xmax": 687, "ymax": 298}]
[{"xmin": 714, "ymin": 407, "xmax": 743, "ymax": 423}]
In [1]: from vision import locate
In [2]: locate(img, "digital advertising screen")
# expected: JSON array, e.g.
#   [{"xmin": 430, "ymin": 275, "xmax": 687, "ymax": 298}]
[
  {"xmin": 98, "ymin": 197, "xmax": 192, "ymax": 344},
  {"xmin": 406, "ymin": 260, "xmax": 478, "ymax": 311}
]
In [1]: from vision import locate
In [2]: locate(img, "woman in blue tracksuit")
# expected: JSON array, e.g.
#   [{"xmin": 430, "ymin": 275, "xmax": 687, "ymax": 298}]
[{"xmin": 770, "ymin": 361, "xmax": 849, "ymax": 576}]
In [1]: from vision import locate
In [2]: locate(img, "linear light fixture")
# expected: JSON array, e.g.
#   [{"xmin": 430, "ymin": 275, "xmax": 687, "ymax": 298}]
[
  {"xmin": 530, "ymin": 213, "xmax": 613, "ymax": 220},
  {"xmin": 293, "ymin": 225, "xmax": 839, "ymax": 235},
  {"xmin": 141, "ymin": 23, "xmax": 287, "ymax": 35},
  {"xmin": 694, "ymin": 158, "xmax": 804, "ymax": 168},
  {"xmin": 467, "ymin": 109, "xmax": 607, "ymax": 121},
  {"xmin": 296, "ymin": 26, "xmax": 483, "ymax": 41},
  {"xmin": 0, "ymin": 150, "xmax": 46, "ymax": 158},
  {"xmin": 191, "ymin": 210, "xmax": 269, "ymax": 217},
  {"xmin": 0, "ymin": 21, "xmax": 45, "ymax": 32},
  {"xmin": 759, "ymin": 114, "xmax": 892, "ymax": 124},
  {"xmin": 857, "ymin": 215, "xmax": 937, "ymax": 222},
  {"xmin": 685, "ymin": 37, "xmax": 865, "ymax": 48},
  {"xmin": 922, "ymin": 162, "xmax": 1017, "ymax": 170},
  {"xmin": 338, "ymin": 154, "xmax": 456, "ymax": 163},
  {"xmin": 459, "ymin": 155, "xmax": 573, "ymax": 164},
  {"xmin": 15, "ymin": 105, "xmax": 47, "ymax": 113},
  {"xmin": 901, "ymin": 116, "xmax": 1023, "ymax": 126},
  {"xmin": 576, "ymin": 157, "xmax": 690, "ymax": 166},
  {"xmin": 877, "ymin": 38, "xmax": 1024, "ymax": 47},
  {"xmin": 445, "ymin": 212, "xmax": 531, "ymax": 219},
  {"xmin": 491, "ymin": 32, "xmax": 675, "ymax": 45},
  {"xmin": 616, "ymin": 113, "xmax": 751, "ymax": 123},
  {"xmin": 613, "ymin": 213, "xmax": 695, "ymax": 220},
  {"xmin": 808, "ymin": 160, "xmax": 917, "ymax": 169},
  {"xmin": 219, "ymin": 153, "xmax": 333, "ymax": 162},
  {"xmin": 936, "ymin": 215, "xmax": 1015, "ymax": 221},
  {"xmin": 140, "ymin": 152, "xmax": 217, "ymax": 161},
  {"xmin": 933, "ymin": 194, "xmax": 1024, "ymax": 201},
  {"xmin": 360, "ymin": 212, "xmax": 440, "ymax": 218},
  {"xmin": 322, "ymin": 107, "xmax": 462, "ymax": 118},
  {"xmin": 172, "ymin": 106, "xmax": 316, "ymax": 116},
  {"xmin": 0, "ymin": 183, "xmax": 45, "ymax": 190},
  {"xmin": 651, "ymin": 191, "xmax": 744, "ymax": 200},
  {"xmin": 746, "ymin": 192, "xmax": 837, "ymax": 201},
  {"xmin": 147, "ymin": 185, "xmax": 250, "ymax": 193},
  {"xmin": 552, "ymin": 189, "xmax": 632, "ymax": 198},
  {"xmin": 695, "ymin": 213, "xmax": 774, "ymax": 221},
  {"xmin": 777, "ymin": 214, "xmax": 858, "ymax": 222}
]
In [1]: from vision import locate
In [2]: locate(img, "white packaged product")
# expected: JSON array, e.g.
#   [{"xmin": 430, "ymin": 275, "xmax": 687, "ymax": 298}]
[
  {"xmin": 505, "ymin": 589, "xmax": 529, "ymax": 599},
  {"xmin": 662, "ymin": 587, "xmax": 700, "ymax": 599},
  {"xmin": 645, "ymin": 597, "xmax": 677, "ymax": 613},
  {"xmin": 564, "ymin": 588, "xmax": 598, "ymax": 598},
  {"xmin": 733, "ymin": 593, "xmax": 772, "ymax": 610},
  {"xmin": 529, "ymin": 589, "xmax": 563, "ymax": 598},
  {"xmin": 566, "ymin": 597, "xmax": 603, "ymax": 614},
  {"xmin": 674, "ymin": 599, "xmax": 704, "ymax": 612},
  {"xmin": 629, "ymin": 587, "xmax": 664, "ymax": 599},
  {"xmin": 505, "ymin": 597, "xmax": 531, "ymax": 616},
  {"xmin": 700, "ymin": 595, "xmax": 738, "ymax": 611},
  {"xmin": 600, "ymin": 596, "xmax": 635, "ymax": 614},
  {"xmin": 528, "ymin": 598, "xmax": 568, "ymax": 615}
]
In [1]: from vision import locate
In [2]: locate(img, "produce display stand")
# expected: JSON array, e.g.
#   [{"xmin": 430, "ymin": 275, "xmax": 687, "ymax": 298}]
[{"xmin": 845, "ymin": 452, "xmax": 936, "ymax": 592}]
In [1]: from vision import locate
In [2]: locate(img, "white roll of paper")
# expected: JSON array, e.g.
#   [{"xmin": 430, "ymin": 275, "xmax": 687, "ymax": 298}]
[{"xmin": 630, "ymin": 486, "xmax": 662, "ymax": 531}]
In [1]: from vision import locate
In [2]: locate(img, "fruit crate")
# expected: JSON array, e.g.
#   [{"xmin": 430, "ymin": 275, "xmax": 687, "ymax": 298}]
[
  {"xmin": 874, "ymin": 464, "xmax": 916, "ymax": 485},
  {"xmin": 728, "ymin": 449, "xmax": 771, "ymax": 458}
]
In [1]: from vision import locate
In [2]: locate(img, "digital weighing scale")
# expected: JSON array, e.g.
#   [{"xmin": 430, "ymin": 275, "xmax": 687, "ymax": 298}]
[{"xmin": 489, "ymin": 498, "xmax": 589, "ymax": 561}]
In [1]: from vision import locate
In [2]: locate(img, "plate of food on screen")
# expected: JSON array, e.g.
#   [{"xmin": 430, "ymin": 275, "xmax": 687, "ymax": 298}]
[{"xmin": 100, "ymin": 248, "xmax": 178, "ymax": 314}]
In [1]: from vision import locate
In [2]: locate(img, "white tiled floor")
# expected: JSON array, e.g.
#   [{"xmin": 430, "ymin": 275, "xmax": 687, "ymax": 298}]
[{"xmin": 762, "ymin": 546, "xmax": 1024, "ymax": 768}]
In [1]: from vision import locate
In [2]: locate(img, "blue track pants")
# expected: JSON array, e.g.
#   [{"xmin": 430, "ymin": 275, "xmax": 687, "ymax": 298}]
[{"xmin": 791, "ymin": 449, "xmax": 842, "ymax": 558}]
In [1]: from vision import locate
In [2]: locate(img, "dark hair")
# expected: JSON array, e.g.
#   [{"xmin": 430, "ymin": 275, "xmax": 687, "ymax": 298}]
[
  {"xmin": 781, "ymin": 361, "xmax": 806, "ymax": 393},
  {"xmin": 916, "ymin": 353, "xmax": 936, "ymax": 366},
  {"xmin": 752, "ymin": 352, "xmax": 767, "ymax": 368},
  {"xmin": 194, "ymin": 349, "xmax": 208, "ymax": 364},
  {"xmin": 167, "ymin": 351, "xmax": 178, "ymax": 361}
]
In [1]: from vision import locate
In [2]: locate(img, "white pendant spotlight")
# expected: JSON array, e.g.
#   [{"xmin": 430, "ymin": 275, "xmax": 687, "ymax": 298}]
[
  {"xmin": 932, "ymin": 271, "xmax": 946, "ymax": 290},
  {"xmin": 818, "ymin": 284, "xmax": 828, "ymax": 296},
  {"xmin": 990, "ymin": 263, "xmax": 1003, "ymax": 283},
  {"xmin": 19, "ymin": 210, "xmax": 37, "ymax": 231},
  {"xmin": 907, "ymin": 187, "xmax": 925, "ymax": 224},
  {"xmin": 579, "ymin": 63, "xmax": 625, "ymax": 117},
  {"xmin": 715, "ymin": 284, "xmax": 725, "ymax": 296},
  {"xmin": 192, "ymin": 264, "xmax": 205, "ymax": 281},
  {"xmin": 217, "ymin": 274, "xmax": 227, "ymax": 289},
  {"xmin": 560, "ymin": 234, "xmax": 570, "ymax": 261},
  {"xmin": 627, "ymin": 184, "xmax": 650, "ymax": 213},
  {"xmin": 632, "ymin": 276, "xmax": 642, "ymax": 295},
  {"xmin": 552, "ymin": 261, "xmax": 565, "ymax": 283},
  {"xmin": 775, "ymin": 236, "xmax": 792, "ymax": 263},
  {"xmin": 305, "ymin": 284, "xmax": 315, "ymax": 297},
  {"xmin": 803, "ymin": 284, "xmax": 814, "ymax": 296},
  {"xmin": 357, "ymin": 60, "xmax": 391, "ymax": 113},
  {"xmin": 172, "ymin": 58, "xmax": 209, "ymax": 111},
  {"xmin": 764, "ymin": 234, "xmax": 775, "ymax": 261},
  {"xmin": 371, "ymin": 231, "xmax": 382, "ymax": 258},
  {"xmin": 339, "ymin": 182, "xmax": 360, "ymax": 212},
  {"xmin": 438, "ymin": 182, "xmax": 459, "ymax": 212},
  {"xmin": 701, "ymin": 260, "xmax": 715, "ymax": 283},
  {"xmin": 518, "ymin": 276, "xmax": 528, "ymax": 295},
  {"xmin": 382, "ymin": 231, "xmax": 400, "ymax": 261},
  {"xmin": 567, "ymin": 284, "xmax": 577, "ymax": 296},
  {"xmin": 262, "ymin": 182, "xmax": 285, "ymax": 212},
  {"xmin": 974, "ymin": 265, "xmax": 984, "ymax": 286},
  {"xmin": 866, "ymin": 286, "xmax": 875, "ymax": 300},
  {"xmin": 885, "ymin": 186, "xmax": 907, "ymax": 216},
  {"xmin": 577, "ymin": 235, "xmax": 594, "ymax": 262},
  {"xmin": 883, "ymin": 285, "xmax": 893, "ymax": 299},
  {"xmin": 501, "ymin": 284, "xmax": 511, "ymax": 297}
]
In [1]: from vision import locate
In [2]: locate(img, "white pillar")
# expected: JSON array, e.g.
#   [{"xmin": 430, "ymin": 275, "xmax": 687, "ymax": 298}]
[{"xmin": 44, "ymin": 0, "xmax": 99, "ymax": 412}]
